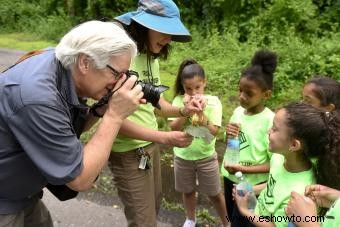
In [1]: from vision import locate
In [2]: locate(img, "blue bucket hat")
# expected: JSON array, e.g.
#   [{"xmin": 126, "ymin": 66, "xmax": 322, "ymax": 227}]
[{"xmin": 116, "ymin": 0, "xmax": 191, "ymax": 42}]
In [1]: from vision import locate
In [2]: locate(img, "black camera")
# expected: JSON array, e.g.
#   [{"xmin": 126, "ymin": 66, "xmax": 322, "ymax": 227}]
[
  {"xmin": 126, "ymin": 70, "xmax": 169, "ymax": 109},
  {"xmin": 90, "ymin": 70, "xmax": 168, "ymax": 114}
]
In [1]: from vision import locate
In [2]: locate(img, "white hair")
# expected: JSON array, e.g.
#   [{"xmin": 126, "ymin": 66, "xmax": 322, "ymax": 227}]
[{"xmin": 55, "ymin": 20, "xmax": 137, "ymax": 69}]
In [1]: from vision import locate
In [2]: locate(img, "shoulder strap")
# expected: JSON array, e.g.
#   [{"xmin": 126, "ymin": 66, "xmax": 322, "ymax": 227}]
[{"xmin": 2, "ymin": 50, "xmax": 44, "ymax": 73}]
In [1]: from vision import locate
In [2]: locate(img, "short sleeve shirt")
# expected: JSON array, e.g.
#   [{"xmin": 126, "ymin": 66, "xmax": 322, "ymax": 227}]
[
  {"xmin": 0, "ymin": 49, "xmax": 83, "ymax": 213},
  {"xmin": 322, "ymin": 198, "xmax": 340, "ymax": 227},
  {"xmin": 172, "ymin": 95, "xmax": 222, "ymax": 160},
  {"xmin": 254, "ymin": 154, "xmax": 315, "ymax": 227},
  {"xmin": 221, "ymin": 106, "xmax": 274, "ymax": 185}
]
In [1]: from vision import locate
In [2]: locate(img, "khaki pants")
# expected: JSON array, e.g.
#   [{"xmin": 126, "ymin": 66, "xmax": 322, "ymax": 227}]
[
  {"xmin": 0, "ymin": 199, "xmax": 53, "ymax": 227},
  {"xmin": 109, "ymin": 143, "xmax": 161, "ymax": 227}
]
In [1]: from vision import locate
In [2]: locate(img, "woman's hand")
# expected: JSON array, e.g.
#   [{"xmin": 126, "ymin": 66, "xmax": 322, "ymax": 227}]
[
  {"xmin": 305, "ymin": 184, "xmax": 340, "ymax": 208},
  {"xmin": 162, "ymin": 131, "xmax": 193, "ymax": 148}
]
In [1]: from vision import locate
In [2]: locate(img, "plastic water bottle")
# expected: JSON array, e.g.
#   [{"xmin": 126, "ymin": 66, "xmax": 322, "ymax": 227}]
[
  {"xmin": 235, "ymin": 171, "xmax": 257, "ymax": 212},
  {"xmin": 224, "ymin": 136, "xmax": 240, "ymax": 164}
]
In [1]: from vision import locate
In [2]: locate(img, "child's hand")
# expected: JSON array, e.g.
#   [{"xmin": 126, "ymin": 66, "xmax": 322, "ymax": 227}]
[
  {"xmin": 233, "ymin": 186, "xmax": 250, "ymax": 213},
  {"xmin": 183, "ymin": 94, "xmax": 206, "ymax": 116},
  {"xmin": 226, "ymin": 123, "xmax": 240, "ymax": 138},
  {"xmin": 305, "ymin": 184, "xmax": 340, "ymax": 208},
  {"xmin": 224, "ymin": 161, "xmax": 244, "ymax": 174},
  {"xmin": 192, "ymin": 94, "xmax": 206, "ymax": 110},
  {"xmin": 285, "ymin": 191, "xmax": 317, "ymax": 219}
]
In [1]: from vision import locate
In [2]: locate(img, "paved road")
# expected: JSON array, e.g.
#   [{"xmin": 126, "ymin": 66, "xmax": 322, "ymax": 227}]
[
  {"xmin": 0, "ymin": 48, "xmax": 174, "ymax": 227},
  {"xmin": 0, "ymin": 48, "xmax": 26, "ymax": 71},
  {"xmin": 43, "ymin": 189, "xmax": 131, "ymax": 227}
]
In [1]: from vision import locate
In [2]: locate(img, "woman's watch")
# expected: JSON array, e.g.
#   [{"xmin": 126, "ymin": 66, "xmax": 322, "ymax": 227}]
[{"xmin": 179, "ymin": 107, "xmax": 188, "ymax": 117}]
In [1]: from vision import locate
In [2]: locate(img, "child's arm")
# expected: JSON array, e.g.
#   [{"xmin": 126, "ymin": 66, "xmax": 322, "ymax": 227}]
[
  {"xmin": 169, "ymin": 116, "xmax": 188, "ymax": 131},
  {"xmin": 253, "ymin": 183, "xmax": 267, "ymax": 195},
  {"xmin": 199, "ymin": 113, "xmax": 219, "ymax": 136},
  {"xmin": 224, "ymin": 162, "xmax": 270, "ymax": 174},
  {"xmin": 238, "ymin": 162, "xmax": 270, "ymax": 174}
]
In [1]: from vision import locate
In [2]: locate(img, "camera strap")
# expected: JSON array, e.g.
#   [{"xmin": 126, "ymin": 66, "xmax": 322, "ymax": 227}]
[{"xmin": 146, "ymin": 54, "xmax": 154, "ymax": 83}]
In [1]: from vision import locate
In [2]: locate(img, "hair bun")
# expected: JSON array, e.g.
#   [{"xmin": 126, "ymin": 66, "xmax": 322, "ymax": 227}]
[{"xmin": 251, "ymin": 50, "xmax": 278, "ymax": 75}]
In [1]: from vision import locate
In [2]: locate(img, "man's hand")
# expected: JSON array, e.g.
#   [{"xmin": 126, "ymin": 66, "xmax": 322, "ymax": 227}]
[{"xmin": 106, "ymin": 75, "xmax": 144, "ymax": 120}]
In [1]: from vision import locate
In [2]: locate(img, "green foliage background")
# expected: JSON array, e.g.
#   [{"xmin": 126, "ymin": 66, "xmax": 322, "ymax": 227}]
[
  {"xmin": 1, "ymin": 0, "xmax": 339, "ymax": 221},
  {"xmin": 1, "ymin": 0, "xmax": 340, "ymax": 124}
]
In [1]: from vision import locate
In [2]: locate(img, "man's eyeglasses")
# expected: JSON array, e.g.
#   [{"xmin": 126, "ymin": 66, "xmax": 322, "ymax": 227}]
[
  {"xmin": 106, "ymin": 64, "xmax": 126, "ymax": 80},
  {"xmin": 106, "ymin": 64, "xmax": 139, "ymax": 79}
]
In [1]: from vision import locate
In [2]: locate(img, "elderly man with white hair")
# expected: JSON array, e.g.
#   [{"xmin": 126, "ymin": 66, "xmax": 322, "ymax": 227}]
[{"xmin": 0, "ymin": 20, "xmax": 143, "ymax": 227}]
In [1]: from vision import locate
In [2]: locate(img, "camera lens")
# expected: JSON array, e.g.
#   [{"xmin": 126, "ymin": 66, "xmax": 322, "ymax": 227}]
[
  {"xmin": 137, "ymin": 81, "xmax": 169, "ymax": 109},
  {"xmin": 124, "ymin": 70, "xmax": 169, "ymax": 109}
]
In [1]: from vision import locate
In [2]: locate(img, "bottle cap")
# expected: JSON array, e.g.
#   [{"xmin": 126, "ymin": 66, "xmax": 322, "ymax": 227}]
[{"xmin": 235, "ymin": 171, "xmax": 243, "ymax": 179}]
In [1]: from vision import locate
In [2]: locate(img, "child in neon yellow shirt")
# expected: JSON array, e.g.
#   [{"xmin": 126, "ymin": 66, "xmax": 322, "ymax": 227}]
[
  {"xmin": 235, "ymin": 102, "xmax": 340, "ymax": 227},
  {"xmin": 222, "ymin": 50, "xmax": 277, "ymax": 226},
  {"xmin": 170, "ymin": 59, "xmax": 229, "ymax": 227}
]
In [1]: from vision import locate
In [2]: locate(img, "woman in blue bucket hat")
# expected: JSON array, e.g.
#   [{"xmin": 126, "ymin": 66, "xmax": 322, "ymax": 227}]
[{"xmin": 108, "ymin": 1, "xmax": 205, "ymax": 227}]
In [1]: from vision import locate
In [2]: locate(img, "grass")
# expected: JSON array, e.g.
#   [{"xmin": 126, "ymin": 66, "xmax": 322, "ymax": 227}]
[
  {"xmin": 159, "ymin": 71, "xmax": 176, "ymax": 102},
  {"xmin": 0, "ymin": 33, "xmax": 55, "ymax": 51}
]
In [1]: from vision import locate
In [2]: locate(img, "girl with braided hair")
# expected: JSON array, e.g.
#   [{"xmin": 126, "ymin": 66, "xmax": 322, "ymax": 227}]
[
  {"xmin": 235, "ymin": 102, "xmax": 340, "ymax": 227},
  {"xmin": 284, "ymin": 105, "xmax": 340, "ymax": 227}
]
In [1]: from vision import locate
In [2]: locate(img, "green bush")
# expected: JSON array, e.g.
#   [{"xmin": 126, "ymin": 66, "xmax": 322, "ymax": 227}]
[
  {"xmin": 30, "ymin": 12, "xmax": 73, "ymax": 42},
  {"xmin": 1, "ymin": 0, "xmax": 339, "ymax": 128}
]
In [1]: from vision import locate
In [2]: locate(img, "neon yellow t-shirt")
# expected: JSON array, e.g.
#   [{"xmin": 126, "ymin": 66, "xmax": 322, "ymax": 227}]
[
  {"xmin": 172, "ymin": 95, "xmax": 222, "ymax": 160},
  {"xmin": 111, "ymin": 54, "xmax": 160, "ymax": 152},
  {"xmin": 322, "ymin": 198, "xmax": 340, "ymax": 227},
  {"xmin": 255, "ymin": 154, "xmax": 316, "ymax": 227},
  {"xmin": 221, "ymin": 106, "xmax": 274, "ymax": 185}
]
